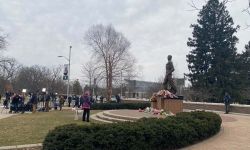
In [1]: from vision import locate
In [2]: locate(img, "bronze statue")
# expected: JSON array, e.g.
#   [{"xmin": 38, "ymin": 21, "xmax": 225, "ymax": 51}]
[{"xmin": 163, "ymin": 55, "xmax": 177, "ymax": 94}]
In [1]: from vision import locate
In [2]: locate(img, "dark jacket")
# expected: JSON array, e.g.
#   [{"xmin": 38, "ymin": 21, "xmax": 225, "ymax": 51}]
[
  {"xmin": 30, "ymin": 94, "xmax": 38, "ymax": 104},
  {"xmin": 11, "ymin": 95, "xmax": 20, "ymax": 104},
  {"xmin": 224, "ymin": 94, "xmax": 231, "ymax": 104},
  {"xmin": 45, "ymin": 94, "xmax": 51, "ymax": 102}
]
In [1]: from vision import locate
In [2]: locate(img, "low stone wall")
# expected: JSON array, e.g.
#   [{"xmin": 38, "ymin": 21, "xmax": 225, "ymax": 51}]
[
  {"xmin": 184, "ymin": 101, "xmax": 250, "ymax": 114},
  {"xmin": 122, "ymin": 99, "xmax": 149, "ymax": 103},
  {"xmin": 123, "ymin": 99, "xmax": 250, "ymax": 114}
]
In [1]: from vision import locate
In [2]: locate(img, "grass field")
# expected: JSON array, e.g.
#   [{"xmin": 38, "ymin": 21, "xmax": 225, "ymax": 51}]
[{"xmin": 0, "ymin": 109, "xmax": 101, "ymax": 146}]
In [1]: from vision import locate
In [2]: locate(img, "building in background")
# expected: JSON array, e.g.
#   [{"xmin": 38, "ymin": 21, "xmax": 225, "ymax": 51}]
[{"xmin": 124, "ymin": 78, "xmax": 185, "ymax": 99}]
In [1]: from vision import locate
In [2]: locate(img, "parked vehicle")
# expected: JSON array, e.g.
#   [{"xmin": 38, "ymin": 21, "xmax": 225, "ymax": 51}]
[{"xmin": 111, "ymin": 95, "xmax": 117, "ymax": 102}]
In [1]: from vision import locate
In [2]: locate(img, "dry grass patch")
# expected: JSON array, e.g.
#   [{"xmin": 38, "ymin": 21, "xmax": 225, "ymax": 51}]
[{"xmin": 0, "ymin": 109, "xmax": 101, "ymax": 146}]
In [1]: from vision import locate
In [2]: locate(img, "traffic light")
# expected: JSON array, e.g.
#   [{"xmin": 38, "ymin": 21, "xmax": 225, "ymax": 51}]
[{"xmin": 64, "ymin": 64, "xmax": 68, "ymax": 75}]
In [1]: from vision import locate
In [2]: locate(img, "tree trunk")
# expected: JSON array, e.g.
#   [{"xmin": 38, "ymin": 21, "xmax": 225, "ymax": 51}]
[
  {"xmin": 105, "ymin": 59, "xmax": 110, "ymax": 101},
  {"xmin": 107, "ymin": 58, "xmax": 113, "ymax": 101}
]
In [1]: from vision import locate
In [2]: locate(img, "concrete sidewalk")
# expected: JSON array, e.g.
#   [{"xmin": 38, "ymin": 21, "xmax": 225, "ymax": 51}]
[
  {"xmin": 0, "ymin": 107, "xmax": 15, "ymax": 120},
  {"xmin": 0, "ymin": 143, "xmax": 42, "ymax": 150},
  {"xmin": 0, "ymin": 113, "xmax": 14, "ymax": 120},
  {"xmin": 182, "ymin": 112, "xmax": 250, "ymax": 150}
]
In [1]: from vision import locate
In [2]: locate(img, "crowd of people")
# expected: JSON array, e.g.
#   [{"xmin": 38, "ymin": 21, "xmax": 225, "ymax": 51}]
[
  {"xmin": 1, "ymin": 91, "xmax": 62, "ymax": 113},
  {"xmin": 1, "ymin": 90, "xmax": 122, "ymax": 116}
]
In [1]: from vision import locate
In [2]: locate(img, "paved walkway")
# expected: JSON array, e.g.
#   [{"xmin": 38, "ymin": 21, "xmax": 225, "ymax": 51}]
[
  {"xmin": 182, "ymin": 112, "xmax": 250, "ymax": 150},
  {"xmin": 0, "ymin": 106, "xmax": 15, "ymax": 120}
]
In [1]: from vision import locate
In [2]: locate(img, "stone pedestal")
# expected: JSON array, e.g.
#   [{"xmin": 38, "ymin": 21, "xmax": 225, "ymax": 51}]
[
  {"xmin": 151, "ymin": 101, "xmax": 158, "ymax": 109},
  {"xmin": 151, "ymin": 97, "xmax": 183, "ymax": 114}
]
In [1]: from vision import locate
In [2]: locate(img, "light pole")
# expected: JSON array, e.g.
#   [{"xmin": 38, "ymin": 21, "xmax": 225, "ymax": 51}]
[
  {"xmin": 120, "ymin": 71, "xmax": 122, "ymax": 97},
  {"xmin": 58, "ymin": 45, "xmax": 72, "ymax": 103}
]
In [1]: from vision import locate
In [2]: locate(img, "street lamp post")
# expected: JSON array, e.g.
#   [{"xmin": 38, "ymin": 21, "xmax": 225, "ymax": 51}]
[
  {"xmin": 120, "ymin": 71, "xmax": 122, "ymax": 97},
  {"xmin": 58, "ymin": 46, "xmax": 72, "ymax": 103}
]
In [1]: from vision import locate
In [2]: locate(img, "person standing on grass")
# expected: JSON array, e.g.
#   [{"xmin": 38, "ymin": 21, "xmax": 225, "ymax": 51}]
[
  {"xmin": 10, "ymin": 93, "xmax": 19, "ymax": 113},
  {"xmin": 73, "ymin": 95, "xmax": 80, "ymax": 108},
  {"xmin": 19, "ymin": 93, "xmax": 25, "ymax": 114},
  {"xmin": 45, "ymin": 92, "xmax": 50, "ymax": 112},
  {"xmin": 81, "ymin": 91, "xmax": 91, "ymax": 122},
  {"xmin": 59, "ymin": 96, "xmax": 65, "ymax": 111},
  {"xmin": 30, "ymin": 92, "xmax": 38, "ymax": 113},
  {"xmin": 5, "ymin": 91, "xmax": 11, "ymax": 109},
  {"xmin": 68, "ymin": 95, "xmax": 72, "ymax": 107}
]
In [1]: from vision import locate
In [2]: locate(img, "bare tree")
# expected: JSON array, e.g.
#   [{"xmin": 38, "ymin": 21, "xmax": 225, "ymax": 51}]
[
  {"xmin": 12, "ymin": 65, "xmax": 67, "ymax": 94},
  {"xmin": 84, "ymin": 24, "xmax": 136, "ymax": 100},
  {"xmin": 0, "ymin": 29, "xmax": 6, "ymax": 51},
  {"xmin": 46, "ymin": 65, "xmax": 63, "ymax": 93},
  {"xmin": 0, "ymin": 58, "xmax": 21, "ymax": 93},
  {"xmin": 0, "ymin": 58, "xmax": 21, "ymax": 80},
  {"xmin": 242, "ymin": 0, "xmax": 250, "ymax": 28},
  {"xmin": 14, "ymin": 66, "xmax": 45, "ymax": 92},
  {"xmin": 81, "ymin": 60, "xmax": 103, "ymax": 90}
]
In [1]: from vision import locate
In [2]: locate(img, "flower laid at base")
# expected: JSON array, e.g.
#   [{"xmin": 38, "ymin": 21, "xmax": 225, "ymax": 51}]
[
  {"xmin": 138, "ymin": 107, "xmax": 174, "ymax": 117},
  {"xmin": 150, "ymin": 90, "xmax": 178, "ymax": 102}
]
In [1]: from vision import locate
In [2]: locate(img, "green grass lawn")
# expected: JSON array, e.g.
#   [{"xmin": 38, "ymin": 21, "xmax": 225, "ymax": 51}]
[{"xmin": 0, "ymin": 109, "xmax": 101, "ymax": 146}]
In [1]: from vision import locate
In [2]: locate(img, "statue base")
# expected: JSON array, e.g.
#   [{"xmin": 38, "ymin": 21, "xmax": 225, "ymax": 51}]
[{"xmin": 151, "ymin": 97, "xmax": 183, "ymax": 114}]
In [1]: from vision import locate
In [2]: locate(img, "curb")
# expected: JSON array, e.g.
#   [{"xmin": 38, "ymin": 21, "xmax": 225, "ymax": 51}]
[{"xmin": 0, "ymin": 143, "xmax": 42, "ymax": 150}]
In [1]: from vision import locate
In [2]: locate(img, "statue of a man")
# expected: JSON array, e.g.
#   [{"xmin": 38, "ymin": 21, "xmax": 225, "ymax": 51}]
[{"xmin": 163, "ymin": 55, "xmax": 177, "ymax": 94}]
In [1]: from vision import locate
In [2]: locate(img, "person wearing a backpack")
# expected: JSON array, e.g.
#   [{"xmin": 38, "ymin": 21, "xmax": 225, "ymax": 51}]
[{"xmin": 81, "ymin": 91, "xmax": 91, "ymax": 122}]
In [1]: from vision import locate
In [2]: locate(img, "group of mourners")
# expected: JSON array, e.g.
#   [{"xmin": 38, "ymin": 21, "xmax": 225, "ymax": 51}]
[
  {"xmin": 1, "ymin": 89, "xmax": 122, "ymax": 123},
  {"xmin": 1, "ymin": 90, "xmax": 93, "ymax": 122},
  {"xmin": 1, "ymin": 91, "xmax": 63, "ymax": 113},
  {"xmin": 3, "ymin": 91, "xmax": 26, "ymax": 113}
]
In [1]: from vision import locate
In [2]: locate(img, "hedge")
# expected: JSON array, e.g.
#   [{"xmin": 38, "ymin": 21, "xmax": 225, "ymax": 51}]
[
  {"xmin": 43, "ymin": 111, "xmax": 221, "ymax": 150},
  {"xmin": 91, "ymin": 102, "xmax": 150, "ymax": 110}
]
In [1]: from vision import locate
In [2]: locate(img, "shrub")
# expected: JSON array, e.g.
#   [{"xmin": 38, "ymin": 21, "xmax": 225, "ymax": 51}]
[
  {"xmin": 91, "ymin": 102, "xmax": 150, "ymax": 110},
  {"xmin": 43, "ymin": 111, "xmax": 221, "ymax": 150}
]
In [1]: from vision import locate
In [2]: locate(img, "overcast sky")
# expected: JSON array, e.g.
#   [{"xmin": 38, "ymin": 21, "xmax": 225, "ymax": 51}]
[{"xmin": 0, "ymin": 0, "xmax": 249, "ymax": 83}]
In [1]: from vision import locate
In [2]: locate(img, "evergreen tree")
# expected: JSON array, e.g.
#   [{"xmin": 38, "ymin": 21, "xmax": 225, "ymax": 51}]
[
  {"xmin": 186, "ymin": 0, "xmax": 239, "ymax": 101},
  {"xmin": 236, "ymin": 41, "xmax": 250, "ymax": 101},
  {"xmin": 72, "ymin": 79, "xmax": 82, "ymax": 95}
]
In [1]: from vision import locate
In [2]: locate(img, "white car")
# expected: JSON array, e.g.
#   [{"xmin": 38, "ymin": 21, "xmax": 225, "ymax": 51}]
[{"xmin": 110, "ymin": 95, "xmax": 117, "ymax": 102}]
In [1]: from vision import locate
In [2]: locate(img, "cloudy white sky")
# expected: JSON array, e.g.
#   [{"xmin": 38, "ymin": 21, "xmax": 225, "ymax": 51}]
[{"xmin": 0, "ymin": 0, "xmax": 249, "ymax": 82}]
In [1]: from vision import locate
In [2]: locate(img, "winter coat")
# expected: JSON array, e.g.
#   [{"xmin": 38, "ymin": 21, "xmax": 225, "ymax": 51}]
[{"xmin": 81, "ymin": 95, "xmax": 91, "ymax": 109}]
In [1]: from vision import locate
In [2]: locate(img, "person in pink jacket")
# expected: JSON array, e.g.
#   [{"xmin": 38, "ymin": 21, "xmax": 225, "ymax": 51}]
[{"xmin": 81, "ymin": 91, "xmax": 91, "ymax": 122}]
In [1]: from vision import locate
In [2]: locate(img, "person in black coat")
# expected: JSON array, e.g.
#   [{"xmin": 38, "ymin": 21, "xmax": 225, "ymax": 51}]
[
  {"xmin": 45, "ymin": 92, "xmax": 51, "ymax": 112},
  {"xmin": 5, "ymin": 91, "xmax": 11, "ymax": 109},
  {"xmin": 115, "ymin": 94, "xmax": 121, "ymax": 103},
  {"xmin": 30, "ymin": 92, "xmax": 38, "ymax": 113},
  {"xmin": 10, "ymin": 93, "xmax": 19, "ymax": 113},
  {"xmin": 74, "ymin": 95, "xmax": 80, "ymax": 108},
  {"xmin": 68, "ymin": 96, "xmax": 72, "ymax": 107},
  {"xmin": 224, "ymin": 92, "xmax": 231, "ymax": 114}
]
